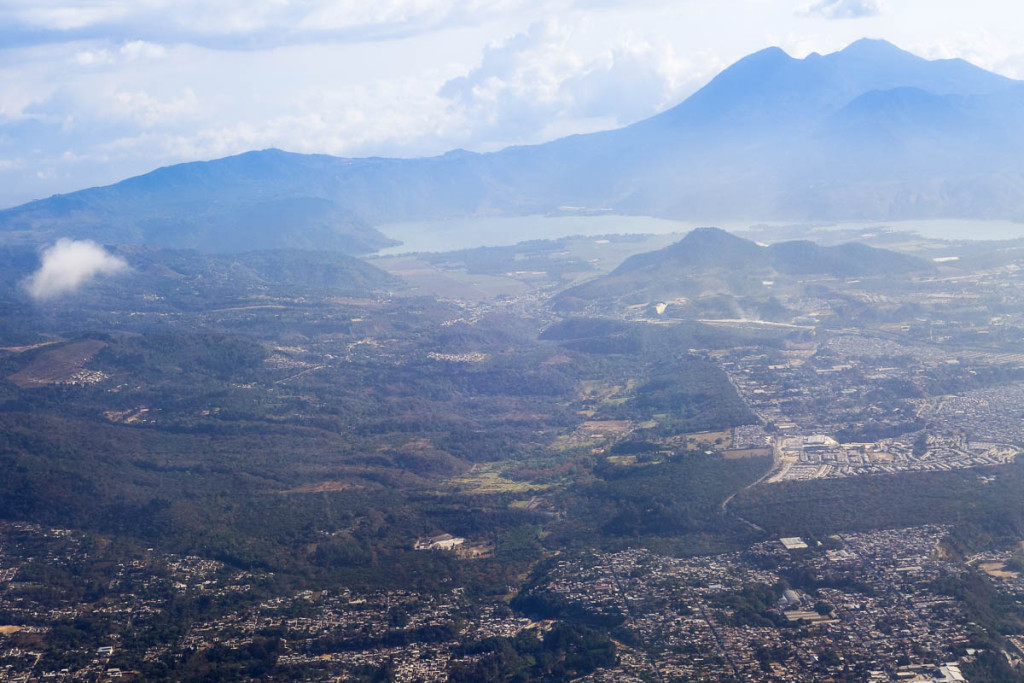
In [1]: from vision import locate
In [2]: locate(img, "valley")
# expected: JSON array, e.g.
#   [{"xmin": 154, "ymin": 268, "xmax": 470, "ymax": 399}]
[{"xmin": 3, "ymin": 221, "xmax": 1024, "ymax": 680}]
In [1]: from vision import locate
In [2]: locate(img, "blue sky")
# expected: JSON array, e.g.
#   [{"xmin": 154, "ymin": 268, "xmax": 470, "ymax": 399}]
[{"xmin": 1, "ymin": 0, "xmax": 1022, "ymax": 208}]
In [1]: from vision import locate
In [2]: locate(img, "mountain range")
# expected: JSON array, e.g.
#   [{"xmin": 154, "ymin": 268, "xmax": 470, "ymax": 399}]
[{"xmin": 2, "ymin": 38, "xmax": 1023, "ymax": 253}]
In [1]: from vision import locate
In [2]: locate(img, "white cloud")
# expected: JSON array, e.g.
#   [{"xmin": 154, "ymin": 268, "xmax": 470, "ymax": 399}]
[
  {"xmin": 799, "ymin": 0, "xmax": 888, "ymax": 20},
  {"xmin": 74, "ymin": 40, "xmax": 167, "ymax": 67},
  {"xmin": 564, "ymin": 37, "xmax": 721, "ymax": 121},
  {"xmin": 996, "ymin": 54, "xmax": 1024, "ymax": 81},
  {"xmin": 111, "ymin": 88, "xmax": 200, "ymax": 128},
  {"xmin": 439, "ymin": 21, "xmax": 719, "ymax": 147},
  {"xmin": 88, "ymin": 74, "xmax": 458, "ymax": 161},
  {"xmin": 73, "ymin": 49, "xmax": 110, "ymax": 66},
  {"xmin": 439, "ymin": 21, "xmax": 581, "ymax": 138},
  {"xmin": 19, "ymin": 80, "xmax": 202, "ymax": 133},
  {"xmin": 8, "ymin": 1, "xmax": 134, "ymax": 31},
  {"xmin": 0, "ymin": 0, "xmax": 556, "ymax": 49},
  {"xmin": 23, "ymin": 238, "xmax": 128, "ymax": 300},
  {"xmin": 908, "ymin": 32, "xmax": 1024, "ymax": 81},
  {"xmin": 119, "ymin": 40, "xmax": 167, "ymax": 61}
]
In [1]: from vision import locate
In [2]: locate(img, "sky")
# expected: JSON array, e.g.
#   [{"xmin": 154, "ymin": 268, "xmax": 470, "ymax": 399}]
[{"xmin": 1, "ymin": 0, "xmax": 1023, "ymax": 208}]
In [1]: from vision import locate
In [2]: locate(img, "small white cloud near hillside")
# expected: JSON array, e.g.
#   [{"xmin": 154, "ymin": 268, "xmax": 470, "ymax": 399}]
[{"xmin": 24, "ymin": 239, "xmax": 127, "ymax": 300}]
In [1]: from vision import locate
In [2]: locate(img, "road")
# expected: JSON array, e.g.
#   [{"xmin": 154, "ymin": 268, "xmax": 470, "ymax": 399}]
[{"xmin": 719, "ymin": 436, "xmax": 780, "ymax": 534}]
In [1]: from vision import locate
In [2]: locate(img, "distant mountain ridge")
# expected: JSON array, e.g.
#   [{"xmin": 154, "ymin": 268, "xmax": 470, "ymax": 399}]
[
  {"xmin": 609, "ymin": 226, "xmax": 927, "ymax": 277},
  {"xmin": 553, "ymin": 227, "xmax": 931, "ymax": 313},
  {"xmin": 2, "ymin": 39, "xmax": 1023, "ymax": 253}
]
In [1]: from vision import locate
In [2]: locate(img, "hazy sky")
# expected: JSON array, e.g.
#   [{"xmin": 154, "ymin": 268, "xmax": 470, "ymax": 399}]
[{"xmin": 1, "ymin": 0, "xmax": 1022, "ymax": 208}]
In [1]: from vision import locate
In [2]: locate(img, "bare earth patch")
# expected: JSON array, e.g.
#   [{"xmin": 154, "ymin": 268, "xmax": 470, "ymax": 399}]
[
  {"xmin": 979, "ymin": 561, "xmax": 1020, "ymax": 579},
  {"xmin": 0, "ymin": 340, "xmax": 62, "ymax": 354},
  {"xmin": 8, "ymin": 339, "xmax": 108, "ymax": 388}
]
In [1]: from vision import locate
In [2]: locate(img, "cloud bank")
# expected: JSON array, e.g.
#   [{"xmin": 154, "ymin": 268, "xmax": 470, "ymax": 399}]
[
  {"xmin": 800, "ymin": 0, "xmax": 888, "ymax": 20},
  {"xmin": 24, "ymin": 238, "xmax": 128, "ymax": 299},
  {"xmin": 439, "ymin": 21, "xmax": 719, "ymax": 147},
  {"xmin": 0, "ymin": 0, "xmax": 542, "ymax": 50}
]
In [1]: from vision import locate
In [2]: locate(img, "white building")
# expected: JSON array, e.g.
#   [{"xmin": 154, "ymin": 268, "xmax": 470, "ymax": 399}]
[{"xmin": 415, "ymin": 533, "xmax": 465, "ymax": 551}]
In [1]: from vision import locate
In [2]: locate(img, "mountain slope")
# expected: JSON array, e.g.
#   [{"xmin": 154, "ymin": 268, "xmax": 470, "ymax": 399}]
[
  {"xmin": 0, "ymin": 151, "xmax": 403, "ymax": 254},
  {"xmin": 0, "ymin": 245, "xmax": 401, "ymax": 311},
  {"xmin": 1, "ymin": 39, "xmax": 1023, "ymax": 253}
]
